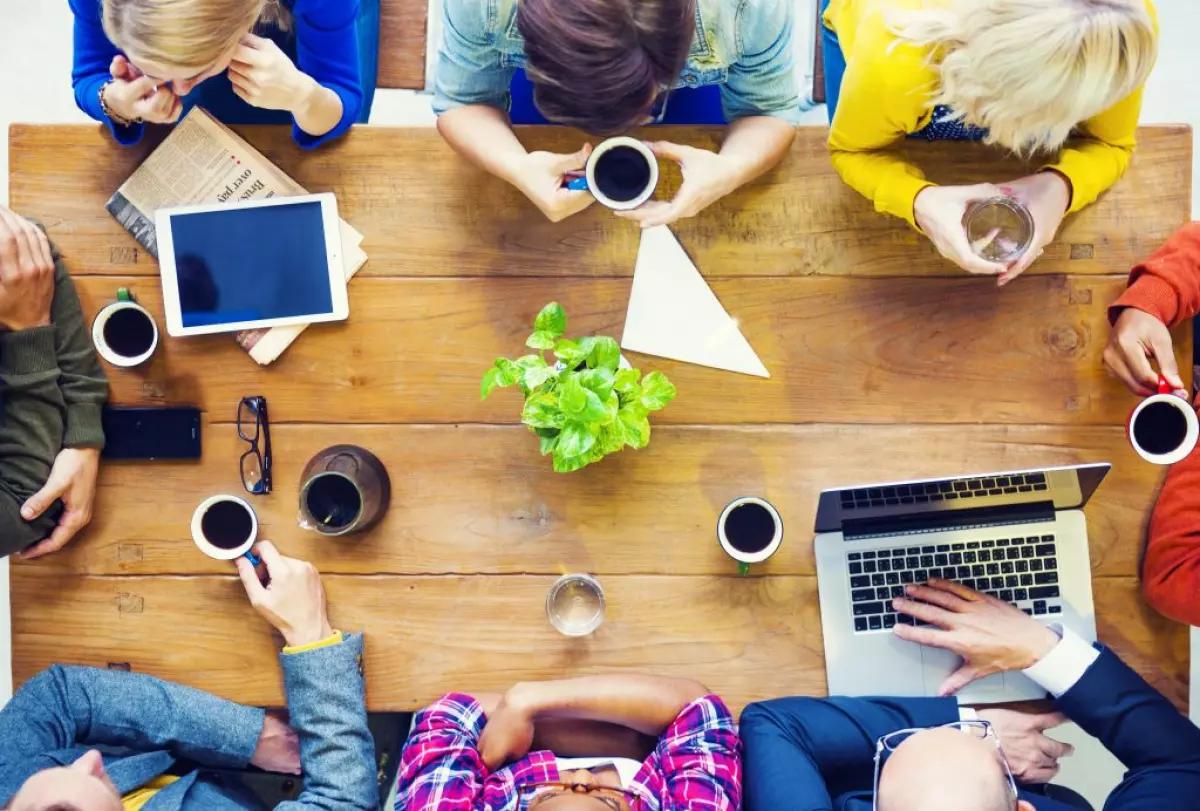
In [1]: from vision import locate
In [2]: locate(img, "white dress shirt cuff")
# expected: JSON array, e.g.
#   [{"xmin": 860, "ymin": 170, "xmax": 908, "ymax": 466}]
[
  {"xmin": 958, "ymin": 704, "xmax": 978, "ymax": 721},
  {"xmin": 1022, "ymin": 624, "xmax": 1100, "ymax": 698}
]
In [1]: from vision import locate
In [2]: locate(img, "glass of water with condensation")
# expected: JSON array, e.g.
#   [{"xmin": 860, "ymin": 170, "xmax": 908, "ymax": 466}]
[
  {"xmin": 546, "ymin": 574, "xmax": 606, "ymax": 636},
  {"xmin": 964, "ymin": 197, "xmax": 1034, "ymax": 262}
]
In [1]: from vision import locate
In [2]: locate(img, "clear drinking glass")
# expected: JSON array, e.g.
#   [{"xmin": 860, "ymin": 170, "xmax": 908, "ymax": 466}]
[
  {"xmin": 964, "ymin": 197, "xmax": 1034, "ymax": 262},
  {"xmin": 546, "ymin": 574, "xmax": 606, "ymax": 637}
]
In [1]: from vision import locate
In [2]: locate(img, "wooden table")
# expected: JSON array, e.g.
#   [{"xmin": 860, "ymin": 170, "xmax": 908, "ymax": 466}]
[{"xmin": 7, "ymin": 123, "xmax": 1194, "ymax": 712}]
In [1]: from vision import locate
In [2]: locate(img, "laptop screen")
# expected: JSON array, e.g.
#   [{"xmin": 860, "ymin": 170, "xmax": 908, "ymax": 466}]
[{"xmin": 814, "ymin": 464, "xmax": 1110, "ymax": 534}]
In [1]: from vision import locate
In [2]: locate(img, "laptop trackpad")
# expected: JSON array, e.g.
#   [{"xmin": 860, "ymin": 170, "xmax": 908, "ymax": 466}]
[{"xmin": 920, "ymin": 646, "xmax": 1011, "ymax": 701}]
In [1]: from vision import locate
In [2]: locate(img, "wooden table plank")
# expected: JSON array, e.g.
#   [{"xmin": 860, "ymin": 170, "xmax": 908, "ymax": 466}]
[
  {"xmin": 74, "ymin": 275, "xmax": 1189, "ymax": 427},
  {"xmin": 378, "ymin": 0, "xmax": 427, "ymax": 90},
  {"xmin": 22, "ymin": 425, "xmax": 1165, "ymax": 579},
  {"xmin": 11, "ymin": 573, "xmax": 1185, "ymax": 713},
  {"xmin": 9, "ymin": 125, "xmax": 1189, "ymax": 280}
]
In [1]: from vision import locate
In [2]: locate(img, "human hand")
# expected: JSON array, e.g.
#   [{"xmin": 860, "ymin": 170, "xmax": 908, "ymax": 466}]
[
  {"xmin": 891, "ymin": 579, "xmax": 1061, "ymax": 696},
  {"xmin": 104, "ymin": 55, "xmax": 182, "ymax": 125},
  {"xmin": 0, "ymin": 208, "xmax": 54, "ymax": 332},
  {"xmin": 914, "ymin": 184, "xmax": 1010, "ymax": 276},
  {"xmin": 235, "ymin": 542, "xmax": 334, "ymax": 647},
  {"xmin": 17, "ymin": 448, "xmax": 101, "ymax": 560},
  {"xmin": 1104, "ymin": 307, "xmax": 1186, "ymax": 397},
  {"xmin": 478, "ymin": 688, "xmax": 536, "ymax": 770},
  {"xmin": 513, "ymin": 145, "xmax": 596, "ymax": 223},
  {"xmin": 994, "ymin": 172, "xmax": 1071, "ymax": 287},
  {"xmin": 616, "ymin": 141, "xmax": 741, "ymax": 229},
  {"xmin": 976, "ymin": 708, "xmax": 1072, "ymax": 784},
  {"xmin": 229, "ymin": 34, "xmax": 313, "ymax": 113},
  {"xmin": 251, "ymin": 711, "xmax": 302, "ymax": 774}
]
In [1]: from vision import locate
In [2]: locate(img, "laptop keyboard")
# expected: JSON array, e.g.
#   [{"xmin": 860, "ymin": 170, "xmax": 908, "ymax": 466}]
[{"xmin": 847, "ymin": 534, "xmax": 1062, "ymax": 633}]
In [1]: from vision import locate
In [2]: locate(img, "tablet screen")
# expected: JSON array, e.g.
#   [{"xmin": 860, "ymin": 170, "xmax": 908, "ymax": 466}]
[{"xmin": 166, "ymin": 201, "xmax": 335, "ymax": 328}]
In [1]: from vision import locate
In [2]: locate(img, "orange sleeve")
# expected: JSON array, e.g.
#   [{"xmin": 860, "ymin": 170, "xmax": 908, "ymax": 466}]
[
  {"xmin": 1109, "ymin": 222, "xmax": 1200, "ymax": 327},
  {"xmin": 1144, "ymin": 450, "xmax": 1200, "ymax": 625}
]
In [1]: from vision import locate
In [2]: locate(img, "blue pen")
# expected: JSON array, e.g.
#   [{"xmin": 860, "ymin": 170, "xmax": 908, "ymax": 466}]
[
  {"xmin": 243, "ymin": 550, "xmax": 262, "ymax": 567},
  {"xmin": 566, "ymin": 176, "xmax": 589, "ymax": 191}
]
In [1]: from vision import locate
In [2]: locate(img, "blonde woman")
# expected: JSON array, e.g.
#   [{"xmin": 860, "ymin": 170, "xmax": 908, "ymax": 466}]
[
  {"xmin": 819, "ymin": 0, "xmax": 1158, "ymax": 284},
  {"xmin": 69, "ymin": 0, "xmax": 378, "ymax": 148}
]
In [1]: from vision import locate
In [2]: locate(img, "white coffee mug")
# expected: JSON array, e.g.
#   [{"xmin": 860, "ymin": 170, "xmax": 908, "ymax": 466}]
[
  {"xmin": 1128, "ymin": 377, "xmax": 1199, "ymax": 465},
  {"xmin": 580, "ymin": 136, "xmax": 659, "ymax": 210},
  {"xmin": 191, "ymin": 495, "xmax": 260, "ymax": 562},
  {"xmin": 91, "ymin": 289, "xmax": 159, "ymax": 368},
  {"xmin": 718, "ymin": 496, "xmax": 784, "ymax": 575}
]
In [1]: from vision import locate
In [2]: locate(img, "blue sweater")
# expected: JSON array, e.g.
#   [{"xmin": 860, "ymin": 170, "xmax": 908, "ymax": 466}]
[{"xmin": 68, "ymin": 0, "xmax": 362, "ymax": 149}]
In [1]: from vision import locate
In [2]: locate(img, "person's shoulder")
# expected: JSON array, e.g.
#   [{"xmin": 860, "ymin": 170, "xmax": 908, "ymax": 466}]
[{"xmin": 67, "ymin": 0, "xmax": 102, "ymax": 17}]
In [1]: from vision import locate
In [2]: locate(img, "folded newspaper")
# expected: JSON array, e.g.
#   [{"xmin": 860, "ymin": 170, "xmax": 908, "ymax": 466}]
[{"xmin": 105, "ymin": 107, "xmax": 368, "ymax": 365}]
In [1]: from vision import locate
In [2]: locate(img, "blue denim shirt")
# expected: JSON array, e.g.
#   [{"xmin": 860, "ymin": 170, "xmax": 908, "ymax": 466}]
[{"xmin": 434, "ymin": 0, "xmax": 802, "ymax": 125}]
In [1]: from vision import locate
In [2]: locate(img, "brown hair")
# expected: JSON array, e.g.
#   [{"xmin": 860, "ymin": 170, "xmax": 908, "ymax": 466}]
[
  {"xmin": 517, "ymin": 0, "xmax": 696, "ymax": 135},
  {"xmin": 102, "ymin": 0, "xmax": 292, "ymax": 71}
]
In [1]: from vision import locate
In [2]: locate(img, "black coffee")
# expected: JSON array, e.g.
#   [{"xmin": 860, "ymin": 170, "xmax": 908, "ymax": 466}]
[
  {"xmin": 594, "ymin": 146, "xmax": 652, "ymax": 203},
  {"xmin": 724, "ymin": 502, "xmax": 777, "ymax": 554},
  {"xmin": 103, "ymin": 308, "xmax": 156, "ymax": 358},
  {"xmin": 200, "ymin": 500, "xmax": 254, "ymax": 550},
  {"xmin": 306, "ymin": 474, "xmax": 362, "ymax": 530},
  {"xmin": 1133, "ymin": 400, "xmax": 1189, "ymax": 456}
]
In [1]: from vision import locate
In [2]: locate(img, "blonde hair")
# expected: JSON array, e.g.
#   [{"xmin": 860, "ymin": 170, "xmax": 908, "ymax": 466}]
[
  {"xmin": 102, "ymin": 0, "xmax": 292, "ymax": 71},
  {"xmin": 886, "ymin": 0, "xmax": 1158, "ymax": 156}
]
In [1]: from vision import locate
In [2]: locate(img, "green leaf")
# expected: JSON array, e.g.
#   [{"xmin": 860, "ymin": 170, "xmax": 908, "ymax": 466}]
[
  {"xmin": 596, "ymin": 420, "xmax": 626, "ymax": 456},
  {"xmin": 526, "ymin": 330, "xmax": 557, "ymax": 350},
  {"xmin": 639, "ymin": 371, "xmax": 677, "ymax": 411},
  {"xmin": 552, "ymin": 451, "xmax": 591, "ymax": 474},
  {"xmin": 523, "ymin": 364, "xmax": 556, "ymax": 390},
  {"xmin": 558, "ymin": 376, "xmax": 589, "ymax": 417},
  {"xmin": 601, "ymin": 392, "xmax": 619, "ymax": 425},
  {"xmin": 534, "ymin": 302, "xmax": 567, "ymax": 338},
  {"xmin": 481, "ymin": 367, "xmax": 504, "ymax": 399},
  {"xmin": 613, "ymin": 368, "xmax": 642, "ymax": 398},
  {"xmin": 553, "ymin": 339, "xmax": 586, "ymax": 367},
  {"xmin": 539, "ymin": 433, "xmax": 559, "ymax": 456},
  {"xmin": 587, "ymin": 336, "xmax": 621, "ymax": 370},
  {"xmin": 557, "ymin": 420, "xmax": 597, "ymax": 458},
  {"xmin": 521, "ymin": 390, "xmax": 563, "ymax": 429},
  {"xmin": 577, "ymin": 368, "xmax": 615, "ymax": 403},
  {"xmin": 494, "ymin": 358, "xmax": 521, "ymax": 387},
  {"xmin": 618, "ymin": 405, "xmax": 651, "ymax": 449}
]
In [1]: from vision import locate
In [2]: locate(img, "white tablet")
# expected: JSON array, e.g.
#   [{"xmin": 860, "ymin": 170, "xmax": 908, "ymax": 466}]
[{"xmin": 155, "ymin": 193, "xmax": 349, "ymax": 337}]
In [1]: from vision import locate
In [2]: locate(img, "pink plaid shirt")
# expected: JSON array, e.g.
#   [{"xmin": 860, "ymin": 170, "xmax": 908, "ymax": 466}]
[{"xmin": 396, "ymin": 692, "xmax": 743, "ymax": 810}]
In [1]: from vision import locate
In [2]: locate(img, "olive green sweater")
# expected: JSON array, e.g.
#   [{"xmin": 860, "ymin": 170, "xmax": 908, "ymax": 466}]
[{"xmin": 0, "ymin": 239, "xmax": 108, "ymax": 554}]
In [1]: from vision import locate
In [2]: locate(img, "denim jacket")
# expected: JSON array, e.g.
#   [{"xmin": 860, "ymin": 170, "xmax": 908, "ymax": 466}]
[{"xmin": 434, "ymin": 0, "xmax": 802, "ymax": 124}]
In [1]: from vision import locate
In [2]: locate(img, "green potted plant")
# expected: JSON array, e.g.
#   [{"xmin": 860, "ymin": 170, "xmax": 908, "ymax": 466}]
[{"xmin": 481, "ymin": 302, "xmax": 677, "ymax": 473}]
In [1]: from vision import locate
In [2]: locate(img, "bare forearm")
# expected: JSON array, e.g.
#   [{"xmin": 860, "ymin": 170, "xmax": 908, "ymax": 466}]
[
  {"xmin": 437, "ymin": 105, "xmax": 529, "ymax": 187},
  {"xmin": 292, "ymin": 75, "xmax": 344, "ymax": 138},
  {"xmin": 508, "ymin": 675, "xmax": 709, "ymax": 737},
  {"xmin": 532, "ymin": 718, "xmax": 655, "ymax": 760},
  {"xmin": 718, "ymin": 116, "xmax": 796, "ymax": 189}
]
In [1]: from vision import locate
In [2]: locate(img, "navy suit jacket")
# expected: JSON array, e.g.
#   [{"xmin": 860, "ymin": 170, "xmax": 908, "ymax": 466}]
[
  {"xmin": 741, "ymin": 648, "xmax": 1200, "ymax": 810},
  {"xmin": 0, "ymin": 633, "xmax": 378, "ymax": 810}
]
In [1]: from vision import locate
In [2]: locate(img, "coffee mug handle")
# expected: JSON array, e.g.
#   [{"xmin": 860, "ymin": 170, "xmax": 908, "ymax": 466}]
[
  {"xmin": 243, "ymin": 550, "xmax": 262, "ymax": 567},
  {"xmin": 738, "ymin": 562, "xmax": 751, "ymax": 576},
  {"xmin": 117, "ymin": 287, "xmax": 134, "ymax": 303},
  {"xmin": 565, "ymin": 176, "xmax": 589, "ymax": 192},
  {"xmin": 1157, "ymin": 374, "xmax": 1173, "ymax": 395}
]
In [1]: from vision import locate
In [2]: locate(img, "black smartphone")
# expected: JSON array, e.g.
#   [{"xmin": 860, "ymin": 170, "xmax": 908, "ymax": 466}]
[{"xmin": 101, "ymin": 407, "xmax": 202, "ymax": 461}]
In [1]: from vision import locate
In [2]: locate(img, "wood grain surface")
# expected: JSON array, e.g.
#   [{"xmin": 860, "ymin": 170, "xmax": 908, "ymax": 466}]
[
  {"xmin": 378, "ymin": 0, "xmax": 428, "ymax": 90},
  {"xmin": 17, "ymin": 424, "xmax": 1166, "ymax": 579},
  {"xmin": 10, "ymin": 572, "xmax": 1186, "ymax": 713},
  {"xmin": 8, "ymin": 122, "xmax": 1194, "ymax": 714},
  {"xmin": 9, "ymin": 125, "xmax": 1191, "ymax": 280},
  {"xmin": 73, "ymin": 275, "xmax": 1189, "ymax": 426}
]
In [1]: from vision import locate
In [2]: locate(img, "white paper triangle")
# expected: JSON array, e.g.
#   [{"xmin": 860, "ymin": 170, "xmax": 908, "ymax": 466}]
[{"xmin": 621, "ymin": 225, "xmax": 769, "ymax": 378}]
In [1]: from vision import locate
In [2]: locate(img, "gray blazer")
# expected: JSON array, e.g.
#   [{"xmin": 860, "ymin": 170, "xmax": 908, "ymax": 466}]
[{"xmin": 0, "ymin": 633, "xmax": 378, "ymax": 810}]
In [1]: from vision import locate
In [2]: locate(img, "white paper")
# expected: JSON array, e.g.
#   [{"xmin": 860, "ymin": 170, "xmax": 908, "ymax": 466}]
[{"xmin": 621, "ymin": 226, "xmax": 769, "ymax": 378}]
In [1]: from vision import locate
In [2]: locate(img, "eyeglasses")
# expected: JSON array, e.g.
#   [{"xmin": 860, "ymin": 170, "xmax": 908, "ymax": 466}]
[
  {"xmin": 872, "ymin": 720, "xmax": 1019, "ymax": 811},
  {"xmin": 520, "ymin": 781, "xmax": 640, "ymax": 810},
  {"xmin": 237, "ymin": 396, "xmax": 272, "ymax": 495}
]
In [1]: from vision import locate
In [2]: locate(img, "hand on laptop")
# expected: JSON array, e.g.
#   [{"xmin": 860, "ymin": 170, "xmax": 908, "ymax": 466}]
[
  {"xmin": 976, "ymin": 707, "xmax": 1072, "ymax": 784},
  {"xmin": 891, "ymin": 579, "xmax": 1060, "ymax": 696}
]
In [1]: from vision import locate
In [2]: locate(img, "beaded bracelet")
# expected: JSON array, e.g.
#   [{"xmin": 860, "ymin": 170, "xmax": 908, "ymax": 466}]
[{"xmin": 99, "ymin": 80, "xmax": 141, "ymax": 128}]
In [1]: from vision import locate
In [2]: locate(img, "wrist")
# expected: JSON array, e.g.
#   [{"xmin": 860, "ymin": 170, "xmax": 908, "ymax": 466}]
[
  {"xmin": 283, "ymin": 620, "xmax": 334, "ymax": 648},
  {"xmin": 99, "ymin": 81, "xmax": 138, "ymax": 128},
  {"xmin": 1037, "ymin": 170, "xmax": 1072, "ymax": 213},
  {"xmin": 288, "ymin": 73, "xmax": 321, "ymax": 116},
  {"xmin": 1021, "ymin": 625, "xmax": 1062, "ymax": 668}
]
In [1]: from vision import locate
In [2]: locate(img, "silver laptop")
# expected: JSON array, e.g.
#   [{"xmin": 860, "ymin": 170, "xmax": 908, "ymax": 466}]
[{"xmin": 815, "ymin": 463, "xmax": 1107, "ymax": 703}]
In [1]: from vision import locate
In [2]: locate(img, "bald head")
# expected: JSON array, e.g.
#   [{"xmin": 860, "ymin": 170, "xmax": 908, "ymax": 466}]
[{"xmin": 877, "ymin": 728, "xmax": 1014, "ymax": 811}]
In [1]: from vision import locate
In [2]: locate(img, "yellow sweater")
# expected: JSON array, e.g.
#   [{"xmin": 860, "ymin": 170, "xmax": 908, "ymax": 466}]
[{"xmin": 823, "ymin": 0, "xmax": 1157, "ymax": 228}]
